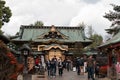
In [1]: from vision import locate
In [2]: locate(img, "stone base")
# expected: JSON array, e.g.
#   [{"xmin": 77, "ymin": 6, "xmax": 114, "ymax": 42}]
[
  {"xmin": 17, "ymin": 74, "xmax": 46, "ymax": 80},
  {"xmin": 32, "ymin": 75, "xmax": 45, "ymax": 80}
]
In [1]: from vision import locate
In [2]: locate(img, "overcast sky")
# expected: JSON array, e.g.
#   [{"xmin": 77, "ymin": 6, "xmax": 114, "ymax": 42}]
[{"xmin": 2, "ymin": 0, "xmax": 120, "ymax": 38}]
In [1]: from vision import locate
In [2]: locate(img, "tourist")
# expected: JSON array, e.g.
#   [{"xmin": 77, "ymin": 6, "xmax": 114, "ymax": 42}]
[
  {"xmin": 50, "ymin": 58, "xmax": 56, "ymax": 77},
  {"xmin": 87, "ymin": 55, "xmax": 95, "ymax": 80},
  {"xmin": 62, "ymin": 59, "xmax": 67, "ymax": 70},
  {"xmin": 35, "ymin": 56, "xmax": 39, "ymax": 67},
  {"xmin": 58, "ymin": 59, "xmax": 63, "ymax": 76},
  {"xmin": 46, "ymin": 59, "xmax": 51, "ymax": 76},
  {"xmin": 66, "ymin": 58, "xmax": 71, "ymax": 72},
  {"xmin": 35, "ymin": 56, "xmax": 41, "ymax": 73},
  {"xmin": 52, "ymin": 56, "xmax": 57, "ymax": 76},
  {"xmin": 95, "ymin": 61, "xmax": 100, "ymax": 78},
  {"xmin": 76, "ymin": 57, "xmax": 81, "ymax": 75},
  {"xmin": 84, "ymin": 61, "xmax": 87, "ymax": 73},
  {"xmin": 80, "ymin": 57, "xmax": 84, "ymax": 75}
]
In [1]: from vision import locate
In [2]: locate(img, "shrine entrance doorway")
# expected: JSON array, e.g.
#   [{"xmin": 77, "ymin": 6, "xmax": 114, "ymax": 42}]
[{"xmin": 45, "ymin": 49, "xmax": 65, "ymax": 61}]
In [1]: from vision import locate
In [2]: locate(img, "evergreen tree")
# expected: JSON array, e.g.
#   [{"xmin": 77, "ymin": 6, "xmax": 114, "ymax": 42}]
[
  {"xmin": 29, "ymin": 21, "xmax": 44, "ymax": 26},
  {"xmin": 104, "ymin": 4, "xmax": 120, "ymax": 35},
  {"xmin": 34, "ymin": 21, "xmax": 44, "ymax": 26},
  {"xmin": 85, "ymin": 26, "xmax": 103, "ymax": 50},
  {"xmin": 0, "ymin": 0, "xmax": 12, "ymax": 34},
  {"xmin": 89, "ymin": 34, "xmax": 103, "ymax": 49}
]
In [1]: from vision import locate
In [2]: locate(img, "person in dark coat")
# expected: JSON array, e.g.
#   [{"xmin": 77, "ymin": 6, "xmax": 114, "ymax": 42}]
[
  {"xmin": 62, "ymin": 60, "xmax": 66, "ymax": 69},
  {"xmin": 58, "ymin": 59, "xmax": 63, "ymax": 76},
  {"xmin": 87, "ymin": 55, "xmax": 95, "ymax": 80},
  {"xmin": 50, "ymin": 58, "xmax": 56, "ymax": 77},
  {"xmin": 46, "ymin": 59, "xmax": 51, "ymax": 76},
  {"xmin": 52, "ymin": 56, "xmax": 57, "ymax": 76},
  {"xmin": 76, "ymin": 57, "xmax": 81, "ymax": 75},
  {"xmin": 95, "ymin": 61, "xmax": 100, "ymax": 77},
  {"xmin": 66, "ymin": 59, "xmax": 70, "ymax": 72}
]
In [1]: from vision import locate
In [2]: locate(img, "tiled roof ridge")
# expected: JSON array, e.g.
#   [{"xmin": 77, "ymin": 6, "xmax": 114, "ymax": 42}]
[{"xmin": 20, "ymin": 25, "xmax": 84, "ymax": 29}]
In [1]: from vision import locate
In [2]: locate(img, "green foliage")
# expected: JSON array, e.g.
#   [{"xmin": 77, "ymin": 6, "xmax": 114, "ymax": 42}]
[
  {"xmin": 104, "ymin": 4, "xmax": 120, "ymax": 35},
  {"xmin": 30, "ymin": 21, "xmax": 44, "ymax": 26},
  {"xmin": 104, "ymin": 4, "xmax": 120, "ymax": 22},
  {"xmin": 85, "ymin": 33, "xmax": 103, "ymax": 50},
  {"xmin": 0, "ymin": 0, "xmax": 12, "ymax": 30},
  {"xmin": 85, "ymin": 26, "xmax": 103, "ymax": 50},
  {"xmin": 90, "ymin": 34, "xmax": 103, "ymax": 48},
  {"xmin": 34, "ymin": 21, "xmax": 44, "ymax": 26}
]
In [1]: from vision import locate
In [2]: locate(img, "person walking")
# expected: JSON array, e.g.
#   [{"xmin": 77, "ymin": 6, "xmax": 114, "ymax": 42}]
[
  {"xmin": 66, "ymin": 59, "xmax": 71, "ymax": 72},
  {"xmin": 50, "ymin": 58, "xmax": 56, "ymax": 77},
  {"xmin": 95, "ymin": 61, "xmax": 100, "ymax": 78},
  {"xmin": 80, "ymin": 57, "xmax": 84, "ymax": 75},
  {"xmin": 87, "ymin": 55, "xmax": 95, "ymax": 80},
  {"xmin": 76, "ymin": 57, "xmax": 81, "ymax": 75},
  {"xmin": 35, "ymin": 56, "xmax": 40, "ymax": 73},
  {"xmin": 35, "ymin": 56, "xmax": 39, "ymax": 67},
  {"xmin": 52, "ymin": 56, "xmax": 57, "ymax": 76},
  {"xmin": 58, "ymin": 59, "xmax": 63, "ymax": 76},
  {"xmin": 46, "ymin": 59, "xmax": 51, "ymax": 76},
  {"xmin": 62, "ymin": 59, "xmax": 66, "ymax": 70}
]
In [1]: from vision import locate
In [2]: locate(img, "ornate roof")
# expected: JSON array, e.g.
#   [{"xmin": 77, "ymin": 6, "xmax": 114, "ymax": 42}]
[
  {"xmin": 99, "ymin": 30, "xmax": 120, "ymax": 48},
  {"xmin": 37, "ymin": 25, "xmax": 68, "ymax": 40},
  {"xmin": 13, "ymin": 25, "xmax": 92, "ymax": 44}
]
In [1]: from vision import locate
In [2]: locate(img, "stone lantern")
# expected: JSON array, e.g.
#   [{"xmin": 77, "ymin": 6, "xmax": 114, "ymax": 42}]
[{"xmin": 20, "ymin": 44, "xmax": 31, "ymax": 67}]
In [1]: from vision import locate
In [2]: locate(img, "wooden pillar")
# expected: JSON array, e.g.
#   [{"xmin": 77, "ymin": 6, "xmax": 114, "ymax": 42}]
[
  {"xmin": 107, "ymin": 48, "xmax": 113, "ymax": 67},
  {"xmin": 115, "ymin": 48, "xmax": 120, "ymax": 63},
  {"xmin": 118, "ymin": 52, "xmax": 120, "ymax": 62}
]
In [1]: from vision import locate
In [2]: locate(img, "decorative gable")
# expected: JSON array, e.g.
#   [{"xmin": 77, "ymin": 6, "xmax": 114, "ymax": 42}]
[{"xmin": 37, "ymin": 25, "xmax": 68, "ymax": 40}]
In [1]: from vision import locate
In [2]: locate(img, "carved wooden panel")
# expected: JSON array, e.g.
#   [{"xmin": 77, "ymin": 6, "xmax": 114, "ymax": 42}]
[
  {"xmin": 48, "ymin": 49, "xmax": 61, "ymax": 60},
  {"xmin": 45, "ymin": 49, "xmax": 65, "ymax": 61}
]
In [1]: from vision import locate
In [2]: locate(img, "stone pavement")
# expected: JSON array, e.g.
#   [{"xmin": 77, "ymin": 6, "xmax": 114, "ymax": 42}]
[{"xmin": 17, "ymin": 70, "xmax": 111, "ymax": 80}]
